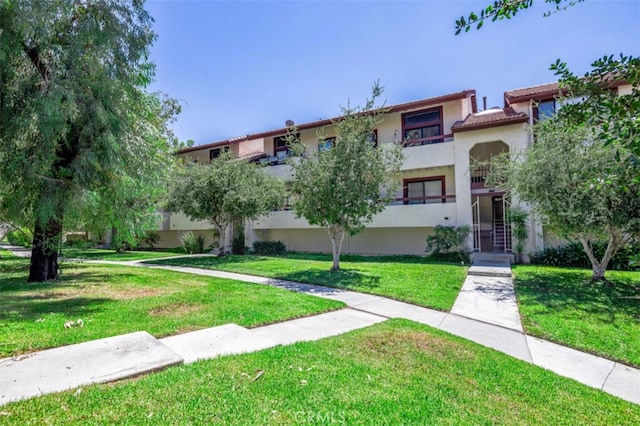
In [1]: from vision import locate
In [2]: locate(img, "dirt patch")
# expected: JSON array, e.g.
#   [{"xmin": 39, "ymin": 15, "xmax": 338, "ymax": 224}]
[
  {"xmin": 24, "ymin": 286, "xmax": 168, "ymax": 301},
  {"xmin": 102, "ymin": 287, "xmax": 167, "ymax": 300},
  {"xmin": 149, "ymin": 303, "xmax": 203, "ymax": 317},
  {"xmin": 360, "ymin": 329, "xmax": 477, "ymax": 362}
]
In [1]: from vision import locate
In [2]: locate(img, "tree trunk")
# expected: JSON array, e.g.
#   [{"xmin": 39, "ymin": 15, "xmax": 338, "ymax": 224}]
[
  {"xmin": 328, "ymin": 226, "xmax": 345, "ymax": 271},
  {"xmin": 213, "ymin": 221, "xmax": 227, "ymax": 256},
  {"xmin": 28, "ymin": 217, "xmax": 63, "ymax": 282},
  {"xmin": 579, "ymin": 230, "xmax": 622, "ymax": 282}
]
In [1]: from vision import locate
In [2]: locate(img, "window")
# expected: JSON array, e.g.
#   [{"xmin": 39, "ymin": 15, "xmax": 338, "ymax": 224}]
[
  {"xmin": 273, "ymin": 134, "xmax": 298, "ymax": 163},
  {"xmin": 368, "ymin": 129, "xmax": 378, "ymax": 147},
  {"xmin": 402, "ymin": 107, "xmax": 443, "ymax": 146},
  {"xmin": 535, "ymin": 99, "xmax": 556, "ymax": 121},
  {"xmin": 209, "ymin": 145, "xmax": 229, "ymax": 160},
  {"xmin": 318, "ymin": 137, "xmax": 336, "ymax": 151},
  {"xmin": 535, "ymin": 96, "xmax": 584, "ymax": 121},
  {"xmin": 274, "ymin": 135, "xmax": 289, "ymax": 153},
  {"xmin": 403, "ymin": 177, "xmax": 445, "ymax": 205}
]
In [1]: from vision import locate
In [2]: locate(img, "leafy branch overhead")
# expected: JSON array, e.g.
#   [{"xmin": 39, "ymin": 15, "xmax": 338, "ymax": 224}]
[{"xmin": 455, "ymin": 0, "xmax": 583, "ymax": 34}]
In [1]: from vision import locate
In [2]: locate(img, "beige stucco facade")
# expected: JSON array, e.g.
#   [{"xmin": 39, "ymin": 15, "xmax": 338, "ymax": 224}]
[{"xmin": 154, "ymin": 83, "xmax": 585, "ymax": 257}]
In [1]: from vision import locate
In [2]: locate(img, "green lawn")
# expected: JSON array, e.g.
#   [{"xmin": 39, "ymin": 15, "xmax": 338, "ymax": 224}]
[
  {"xmin": 514, "ymin": 265, "xmax": 640, "ymax": 367},
  {"xmin": 0, "ymin": 253, "xmax": 343, "ymax": 357},
  {"xmin": 61, "ymin": 248, "xmax": 186, "ymax": 261},
  {"xmin": 2, "ymin": 319, "xmax": 637, "ymax": 425},
  {"xmin": 149, "ymin": 253, "xmax": 467, "ymax": 311}
]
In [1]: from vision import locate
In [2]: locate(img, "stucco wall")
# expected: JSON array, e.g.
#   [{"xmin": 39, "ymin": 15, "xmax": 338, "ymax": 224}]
[
  {"xmin": 258, "ymin": 227, "xmax": 435, "ymax": 256},
  {"xmin": 156, "ymin": 230, "xmax": 216, "ymax": 249}
]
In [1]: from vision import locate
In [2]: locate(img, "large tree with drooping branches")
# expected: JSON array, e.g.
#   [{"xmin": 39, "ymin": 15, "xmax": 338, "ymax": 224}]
[{"xmin": 0, "ymin": 0, "xmax": 178, "ymax": 281}]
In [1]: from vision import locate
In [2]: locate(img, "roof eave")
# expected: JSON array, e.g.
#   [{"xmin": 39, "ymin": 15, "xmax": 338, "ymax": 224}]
[{"xmin": 452, "ymin": 116, "xmax": 529, "ymax": 133}]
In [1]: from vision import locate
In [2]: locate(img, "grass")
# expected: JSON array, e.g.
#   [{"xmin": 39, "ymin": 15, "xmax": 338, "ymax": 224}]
[
  {"xmin": 0, "ymin": 252, "xmax": 343, "ymax": 357},
  {"xmin": 148, "ymin": 253, "xmax": 467, "ymax": 311},
  {"xmin": 61, "ymin": 248, "xmax": 186, "ymax": 261},
  {"xmin": 1, "ymin": 319, "xmax": 637, "ymax": 425},
  {"xmin": 514, "ymin": 265, "xmax": 640, "ymax": 367}
]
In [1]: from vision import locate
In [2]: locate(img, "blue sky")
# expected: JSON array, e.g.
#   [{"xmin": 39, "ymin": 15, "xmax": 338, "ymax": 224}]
[{"xmin": 146, "ymin": 0, "xmax": 640, "ymax": 145}]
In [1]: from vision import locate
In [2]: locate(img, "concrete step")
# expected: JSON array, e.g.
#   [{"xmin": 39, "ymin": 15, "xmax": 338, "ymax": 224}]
[
  {"xmin": 467, "ymin": 265, "xmax": 512, "ymax": 278},
  {"xmin": 471, "ymin": 252, "xmax": 515, "ymax": 265},
  {"xmin": 0, "ymin": 331, "xmax": 183, "ymax": 405}
]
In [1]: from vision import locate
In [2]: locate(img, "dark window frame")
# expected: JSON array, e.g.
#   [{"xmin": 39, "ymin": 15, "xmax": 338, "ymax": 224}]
[
  {"xmin": 318, "ymin": 136, "xmax": 336, "ymax": 151},
  {"xmin": 402, "ymin": 176, "xmax": 446, "ymax": 205},
  {"xmin": 401, "ymin": 107, "xmax": 444, "ymax": 146},
  {"xmin": 209, "ymin": 145, "xmax": 229, "ymax": 160},
  {"xmin": 533, "ymin": 98, "xmax": 556, "ymax": 122},
  {"xmin": 368, "ymin": 129, "xmax": 378, "ymax": 147}
]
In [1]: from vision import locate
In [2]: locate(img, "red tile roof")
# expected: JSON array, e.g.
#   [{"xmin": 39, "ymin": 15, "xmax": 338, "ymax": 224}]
[
  {"xmin": 451, "ymin": 107, "xmax": 528, "ymax": 133},
  {"xmin": 177, "ymin": 90, "xmax": 476, "ymax": 154},
  {"xmin": 503, "ymin": 82, "xmax": 563, "ymax": 105}
]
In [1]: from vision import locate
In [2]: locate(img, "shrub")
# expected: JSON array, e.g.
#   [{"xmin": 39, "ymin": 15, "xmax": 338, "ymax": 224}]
[
  {"xmin": 138, "ymin": 231, "xmax": 161, "ymax": 249},
  {"xmin": 530, "ymin": 240, "xmax": 640, "ymax": 271},
  {"xmin": 232, "ymin": 228, "xmax": 246, "ymax": 255},
  {"xmin": 508, "ymin": 207, "xmax": 528, "ymax": 263},
  {"xmin": 425, "ymin": 252, "xmax": 470, "ymax": 264},
  {"xmin": 7, "ymin": 228, "xmax": 33, "ymax": 248},
  {"xmin": 425, "ymin": 225, "xmax": 471, "ymax": 262},
  {"xmin": 253, "ymin": 240, "xmax": 287, "ymax": 256},
  {"xmin": 180, "ymin": 231, "xmax": 206, "ymax": 254}
]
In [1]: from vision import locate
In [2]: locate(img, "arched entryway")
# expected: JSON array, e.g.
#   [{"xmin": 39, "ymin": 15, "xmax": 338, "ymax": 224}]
[{"xmin": 469, "ymin": 141, "xmax": 512, "ymax": 253}]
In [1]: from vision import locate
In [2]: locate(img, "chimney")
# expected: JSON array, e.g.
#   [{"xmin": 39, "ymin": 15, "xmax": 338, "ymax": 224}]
[{"xmin": 482, "ymin": 96, "xmax": 487, "ymax": 111}]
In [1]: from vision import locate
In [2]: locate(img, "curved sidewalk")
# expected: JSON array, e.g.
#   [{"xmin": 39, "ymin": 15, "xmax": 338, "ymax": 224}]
[
  {"xmin": 136, "ymin": 261, "xmax": 639, "ymax": 405},
  {"xmin": 1, "ymin": 251, "xmax": 638, "ymax": 406}
]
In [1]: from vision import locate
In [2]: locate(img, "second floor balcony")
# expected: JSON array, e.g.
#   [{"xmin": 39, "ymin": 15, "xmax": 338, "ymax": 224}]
[{"xmin": 254, "ymin": 194, "xmax": 456, "ymax": 230}]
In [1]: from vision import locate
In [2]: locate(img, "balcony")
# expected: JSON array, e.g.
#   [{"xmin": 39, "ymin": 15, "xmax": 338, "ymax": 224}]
[
  {"xmin": 401, "ymin": 137, "xmax": 455, "ymax": 171},
  {"xmin": 156, "ymin": 212, "xmax": 211, "ymax": 231},
  {"xmin": 470, "ymin": 165, "xmax": 489, "ymax": 189},
  {"xmin": 254, "ymin": 194, "xmax": 457, "ymax": 230},
  {"xmin": 403, "ymin": 133, "xmax": 453, "ymax": 147}
]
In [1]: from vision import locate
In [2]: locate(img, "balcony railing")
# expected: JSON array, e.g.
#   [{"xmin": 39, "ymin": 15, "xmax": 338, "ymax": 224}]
[
  {"xmin": 393, "ymin": 194, "xmax": 456, "ymax": 205},
  {"xmin": 403, "ymin": 134, "xmax": 454, "ymax": 147},
  {"xmin": 471, "ymin": 165, "xmax": 489, "ymax": 189}
]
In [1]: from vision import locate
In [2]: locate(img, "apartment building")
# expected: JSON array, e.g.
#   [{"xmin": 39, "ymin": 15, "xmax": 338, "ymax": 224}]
[{"xmin": 154, "ymin": 81, "xmax": 632, "ymax": 256}]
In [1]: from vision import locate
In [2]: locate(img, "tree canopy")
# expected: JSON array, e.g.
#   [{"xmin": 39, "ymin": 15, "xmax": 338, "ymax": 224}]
[
  {"xmin": 0, "ymin": 0, "xmax": 178, "ymax": 281},
  {"xmin": 455, "ymin": 0, "xmax": 583, "ymax": 34},
  {"xmin": 486, "ymin": 118, "xmax": 640, "ymax": 281},
  {"xmin": 167, "ymin": 152, "xmax": 285, "ymax": 254},
  {"xmin": 287, "ymin": 83, "xmax": 404, "ymax": 270}
]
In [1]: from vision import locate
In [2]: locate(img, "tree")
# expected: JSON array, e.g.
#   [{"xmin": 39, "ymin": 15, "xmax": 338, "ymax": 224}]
[
  {"xmin": 286, "ymin": 84, "xmax": 404, "ymax": 270},
  {"xmin": 550, "ymin": 55, "xmax": 640, "ymax": 162},
  {"xmin": 485, "ymin": 119, "xmax": 640, "ymax": 281},
  {"xmin": 167, "ymin": 152, "xmax": 285, "ymax": 255},
  {"xmin": 455, "ymin": 0, "xmax": 583, "ymax": 34},
  {"xmin": 0, "ymin": 1, "xmax": 178, "ymax": 281},
  {"xmin": 455, "ymin": 1, "xmax": 640, "ymax": 160}
]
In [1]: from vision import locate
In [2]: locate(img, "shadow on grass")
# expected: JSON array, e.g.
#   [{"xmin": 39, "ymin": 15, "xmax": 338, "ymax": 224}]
[
  {"xmin": 0, "ymin": 296, "xmax": 110, "ymax": 322},
  {"xmin": 276, "ymin": 268, "xmax": 381, "ymax": 291},
  {"xmin": 514, "ymin": 268, "xmax": 640, "ymax": 322},
  {"xmin": 145, "ymin": 254, "xmax": 271, "ymax": 268}
]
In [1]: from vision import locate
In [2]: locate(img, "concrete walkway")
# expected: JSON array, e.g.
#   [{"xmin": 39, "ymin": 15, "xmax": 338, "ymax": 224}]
[{"xmin": 1, "ymin": 250, "xmax": 638, "ymax": 407}]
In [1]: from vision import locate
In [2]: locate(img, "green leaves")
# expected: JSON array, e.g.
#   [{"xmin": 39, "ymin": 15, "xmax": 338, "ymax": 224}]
[
  {"xmin": 455, "ymin": 0, "xmax": 581, "ymax": 34},
  {"xmin": 286, "ymin": 83, "xmax": 403, "ymax": 268},
  {"xmin": 167, "ymin": 153, "xmax": 285, "ymax": 252},
  {"xmin": 0, "ymin": 1, "xmax": 178, "ymax": 271}
]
